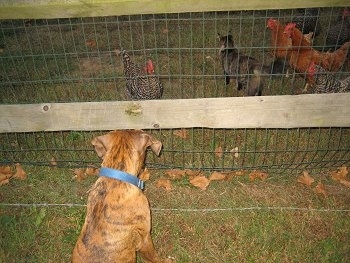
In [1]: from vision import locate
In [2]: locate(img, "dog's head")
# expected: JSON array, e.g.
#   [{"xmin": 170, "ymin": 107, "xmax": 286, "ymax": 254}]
[{"xmin": 91, "ymin": 130, "xmax": 162, "ymax": 176}]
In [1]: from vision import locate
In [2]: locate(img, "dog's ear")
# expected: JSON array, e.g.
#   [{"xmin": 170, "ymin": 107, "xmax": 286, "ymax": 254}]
[
  {"xmin": 140, "ymin": 133, "xmax": 163, "ymax": 156},
  {"xmin": 91, "ymin": 134, "xmax": 110, "ymax": 158}
]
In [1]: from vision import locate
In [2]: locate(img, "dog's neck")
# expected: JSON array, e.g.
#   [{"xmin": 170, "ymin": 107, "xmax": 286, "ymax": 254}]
[{"xmin": 101, "ymin": 154, "xmax": 144, "ymax": 178}]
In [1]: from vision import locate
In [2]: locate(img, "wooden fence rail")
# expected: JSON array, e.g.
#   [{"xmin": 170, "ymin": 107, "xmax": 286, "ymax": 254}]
[
  {"xmin": 0, "ymin": 0, "xmax": 348, "ymax": 19},
  {"xmin": 1, "ymin": 93, "xmax": 349, "ymax": 133}
]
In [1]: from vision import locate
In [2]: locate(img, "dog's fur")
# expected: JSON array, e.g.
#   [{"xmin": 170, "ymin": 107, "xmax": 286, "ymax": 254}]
[
  {"xmin": 72, "ymin": 130, "xmax": 172, "ymax": 263},
  {"xmin": 218, "ymin": 33, "xmax": 271, "ymax": 96}
]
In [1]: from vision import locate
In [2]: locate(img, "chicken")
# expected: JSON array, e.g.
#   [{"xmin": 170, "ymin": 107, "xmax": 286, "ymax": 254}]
[
  {"xmin": 307, "ymin": 61, "xmax": 350, "ymax": 93},
  {"xmin": 325, "ymin": 7, "xmax": 350, "ymax": 50},
  {"xmin": 266, "ymin": 18, "xmax": 292, "ymax": 76},
  {"xmin": 266, "ymin": 18, "xmax": 292, "ymax": 59},
  {"xmin": 116, "ymin": 49, "xmax": 163, "ymax": 100},
  {"xmin": 290, "ymin": 8, "xmax": 321, "ymax": 37},
  {"xmin": 284, "ymin": 23, "xmax": 350, "ymax": 72}
]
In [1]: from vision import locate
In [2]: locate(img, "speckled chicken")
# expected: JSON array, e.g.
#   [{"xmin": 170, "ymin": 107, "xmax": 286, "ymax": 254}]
[
  {"xmin": 291, "ymin": 8, "xmax": 321, "ymax": 37},
  {"xmin": 325, "ymin": 8, "xmax": 350, "ymax": 50},
  {"xmin": 308, "ymin": 62, "xmax": 350, "ymax": 93},
  {"xmin": 116, "ymin": 49, "xmax": 163, "ymax": 100}
]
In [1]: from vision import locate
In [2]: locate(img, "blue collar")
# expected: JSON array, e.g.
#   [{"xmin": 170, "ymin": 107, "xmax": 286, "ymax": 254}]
[{"xmin": 99, "ymin": 167, "xmax": 144, "ymax": 190}]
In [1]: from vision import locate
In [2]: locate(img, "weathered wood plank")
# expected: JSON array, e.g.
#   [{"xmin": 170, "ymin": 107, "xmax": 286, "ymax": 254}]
[
  {"xmin": 0, "ymin": 94, "xmax": 349, "ymax": 133},
  {"xmin": 0, "ymin": 0, "xmax": 348, "ymax": 19}
]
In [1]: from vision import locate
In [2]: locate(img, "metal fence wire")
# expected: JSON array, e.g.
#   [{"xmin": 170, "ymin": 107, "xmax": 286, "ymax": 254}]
[{"xmin": 0, "ymin": 7, "xmax": 349, "ymax": 173}]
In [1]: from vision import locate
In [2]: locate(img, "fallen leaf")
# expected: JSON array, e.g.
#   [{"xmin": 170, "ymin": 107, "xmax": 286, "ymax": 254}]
[
  {"xmin": 209, "ymin": 171, "xmax": 227, "ymax": 181},
  {"xmin": 156, "ymin": 179, "xmax": 172, "ymax": 191},
  {"xmin": 314, "ymin": 182, "xmax": 327, "ymax": 197},
  {"xmin": 173, "ymin": 129, "xmax": 188, "ymax": 139},
  {"xmin": 249, "ymin": 170, "xmax": 268, "ymax": 181},
  {"xmin": 0, "ymin": 166, "xmax": 12, "ymax": 175},
  {"xmin": 86, "ymin": 39, "xmax": 96, "ymax": 48},
  {"xmin": 232, "ymin": 170, "xmax": 246, "ymax": 176},
  {"xmin": 297, "ymin": 171, "xmax": 314, "ymax": 186},
  {"xmin": 0, "ymin": 178, "xmax": 10, "ymax": 186},
  {"xmin": 330, "ymin": 166, "xmax": 348, "ymax": 181},
  {"xmin": 215, "ymin": 146, "xmax": 223, "ymax": 157},
  {"xmin": 72, "ymin": 168, "xmax": 86, "ymax": 182},
  {"xmin": 50, "ymin": 157, "xmax": 58, "ymax": 167},
  {"xmin": 139, "ymin": 168, "xmax": 150, "ymax": 181},
  {"xmin": 190, "ymin": 175, "xmax": 210, "ymax": 190},
  {"xmin": 339, "ymin": 179, "xmax": 350, "ymax": 188},
  {"xmin": 165, "ymin": 169, "xmax": 187, "ymax": 179},
  {"xmin": 85, "ymin": 167, "xmax": 99, "ymax": 177},
  {"xmin": 13, "ymin": 163, "xmax": 27, "ymax": 180},
  {"xmin": 0, "ymin": 173, "xmax": 12, "ymax": 184},
  {"xmin": 184, "ymin": 169, "xmax": 204, "ymax": 179}
]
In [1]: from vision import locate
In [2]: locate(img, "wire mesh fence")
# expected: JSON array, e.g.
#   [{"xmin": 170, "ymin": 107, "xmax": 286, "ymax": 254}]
[
  {"xmin": 1, "ymin": 128, "xmax": 349, "ymax": 174},
  {"xmin": 0, "ymin": 7, "xmax": 349, "ymax": 173}
]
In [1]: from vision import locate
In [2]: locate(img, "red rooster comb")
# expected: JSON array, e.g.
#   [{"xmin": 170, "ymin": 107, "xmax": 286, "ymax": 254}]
[
  {"xmin": 146, "ymin": 59, "xmax": 155, "ymax": 74},
  {"xmin": 283, "ymin": 23, "xmax": 296, "ymax": 37},
  {"xmin": 308, "ymin": 61, "xmax": 316, "ymax": 75},
  {"xmin": 267, "ymin": 18, "xmax": 277, "ymax": 29}
]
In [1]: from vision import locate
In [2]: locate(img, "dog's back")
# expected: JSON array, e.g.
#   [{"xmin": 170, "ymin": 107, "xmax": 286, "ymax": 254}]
[{"xmin": 72, "ymin": 130, "xmax": 169, "ymax": 263}]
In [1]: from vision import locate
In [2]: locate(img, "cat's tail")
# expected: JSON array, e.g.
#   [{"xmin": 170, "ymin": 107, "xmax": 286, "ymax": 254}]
[{"xmin": 246, "ymin": 69, "xmax": 263, "ymax": 96}]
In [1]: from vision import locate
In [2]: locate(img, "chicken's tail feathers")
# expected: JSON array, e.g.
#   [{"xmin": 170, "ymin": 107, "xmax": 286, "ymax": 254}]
[{"xmin": 340, "ymin": 76, "xmax": 350, "ymax": 92}]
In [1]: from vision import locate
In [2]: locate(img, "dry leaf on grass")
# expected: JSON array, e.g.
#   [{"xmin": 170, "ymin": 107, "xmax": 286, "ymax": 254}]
[
  {"xmin": 139, "ymin": 168, "xmax": 150, "ymax": 181},
  {"xmin": 297, "ymin": 171, "xmax": 314, "ymax": 186},
  {"xmin": 215, "ymin": 146, "xmax": 223, "ymax": 157},
  {"xmin": 86, "ymin": 39, "xmax": 96, "ymax": 48},
  {"xmin": 165, "ymin": 169, "xmax": 187, "ymax": 179},
  {"xmin": 209, "ymin": 171, "xmax": 227, "ymax": 181},
  {"xmin": 13, "ymin": 163, "xmax": 27, "ymax": 180},
  {"xmin": 235, "ymin": 170, "xmax": 247, "ymax": 176},
  {"xmin": 0, "ymin": 165, "xmax": 12, "ymax": 175},
  {"xmin": 190, "ymin": 175, "xmax": 210, "ymax": 190},
  {"xmin": 85, "ymin": 167, "xmax": 99, "ymax": 177},
  {"xmin": 72, "ymin": 168, "xmax": 86, "ymax": 182},
  {"xmin": 249, "ymin": 170, "xmax": 268, "ymax": 181},
  {"xmin": 173, "ymin": 129, "xmax": 188, "ymax": 139},
  {"xmin": 185, "ymin": 169, "xmax": 204, "ymax": 179},
  {"xmin": 330, "ymin": 166, "xmax": 348, "ymax": 181},
  {"xmin": 0, "ymin": 173, "xmax": 12, "ymax": 186},
  {"xmin": 50, "ymin": 157, "xmax": 58, "ymax": 167},
  {"xmin": 314, "ymin": 182, "xmax": 327, "ymax": 197},
  {"xmin": 156, "ymin": 179, "xmax": 172, "ymax": 191},
  {"xmin": 0, "ymin": 178, "xmax": 10, "ymax": 186},
  {"xmin": 339, "ymin": 179, "xmax": 350, "ymax": 188},
  {"xmin": 330, "ymin": 167, "xmax": 350, "ymax": 188}
]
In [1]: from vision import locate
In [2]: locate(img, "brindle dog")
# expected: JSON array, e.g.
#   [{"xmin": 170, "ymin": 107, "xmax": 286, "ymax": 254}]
[{"xmin": 72, "ymin": 130, "xmax": 173, "ymax": 263}]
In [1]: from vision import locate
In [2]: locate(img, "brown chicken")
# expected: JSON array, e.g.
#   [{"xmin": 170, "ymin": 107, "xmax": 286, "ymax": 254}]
[
  {"xmin": 266, "ymin": 18, "xmax": 294, "ymax": 76},
  {"xmin": 284, "ymin": 23, "xmax": 350, "ymax": 72},
  {"xmin": 266, "ymin": 18, "xmax": 292, "ymax": 59}
]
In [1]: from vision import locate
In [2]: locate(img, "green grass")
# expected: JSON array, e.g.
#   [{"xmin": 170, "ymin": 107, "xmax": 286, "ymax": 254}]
[
  {"xmin": 1, "ymin": 8, "xmax": 348, "ymax": 104},
  {"xmin": 1, "ymin": 166, "xmax": 350, "ymax": 262}
]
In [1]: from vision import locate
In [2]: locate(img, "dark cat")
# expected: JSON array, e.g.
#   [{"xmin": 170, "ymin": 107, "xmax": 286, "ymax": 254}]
[{"xmin": 218, "ymin": 33, "xmax": 270, "ymax": 96}]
